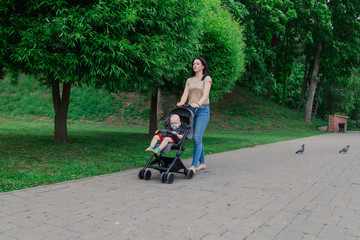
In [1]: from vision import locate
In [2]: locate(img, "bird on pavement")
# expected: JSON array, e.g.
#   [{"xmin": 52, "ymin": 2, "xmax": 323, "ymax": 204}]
[
  {"xmin": 296, "ymin": 144, "xmax": 305, "ymax": 154},
  {"xmin": 339, "ymin": 145, "xmax": 350, "ymax": 154}
]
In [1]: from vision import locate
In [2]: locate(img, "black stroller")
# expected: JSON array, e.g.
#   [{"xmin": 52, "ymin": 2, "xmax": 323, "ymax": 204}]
[{"xmin": 138, "ymin": 106, "xmax": 196, "ymax": 184}]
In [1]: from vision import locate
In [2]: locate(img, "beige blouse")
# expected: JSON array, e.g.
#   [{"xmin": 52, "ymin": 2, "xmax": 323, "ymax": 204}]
[{"xmin": 186, "ymin": 76, "xmax": 212, "ymax": 105}]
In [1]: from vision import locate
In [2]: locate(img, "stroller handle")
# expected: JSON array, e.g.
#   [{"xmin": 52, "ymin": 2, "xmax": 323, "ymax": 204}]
[
  {"xmin": 174, "ymin": 104, "xmax": 198, "ymax": 115},
  {"xmin": 175, "ymin": 103, "xmax": 190, "ymax": 108}
]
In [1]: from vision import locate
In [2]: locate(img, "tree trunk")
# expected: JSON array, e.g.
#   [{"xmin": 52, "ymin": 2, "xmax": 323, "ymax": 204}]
[
  {"xmin": 313, "ymin": 79, "xmax": 323, "ymax": 118},
  {"xmin": 296, "ymin": 56, "xmax": 309, "ymax": 112},
  {"xmin": 157, "ymin": 88, "xmax": 164, "ymax": 120},
  {"xmin": 265, "ymin": 77, "xmax": 272, "ymax": 100},
  {"xmin": 282, "ymin": 34, "xmax": 288, "ymax": 106},
  {"xmin": 282, "ymin": 57, "xmax": 287, "ymax": 106},
  {"xmin": 304, "ymin": 43, "xmax": 323, "ymax": 123},
  {"xmin": 52, "ymin": 81, "xmax": 71, "ymax": 142},
  {"xmin": 265, "ymin": 88, "xmax": 272, "ymax": 100},
  {"xmin": 149, "ymin": 91, "xmax": 158, "ymax": 136}
]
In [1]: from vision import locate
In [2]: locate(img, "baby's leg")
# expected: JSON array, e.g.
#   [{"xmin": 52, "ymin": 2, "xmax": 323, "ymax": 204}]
[
  {"xmin": 158, "ymin": 137, "xmax": 174, "ymax": 150},
  {"xmin": 150, "ymin": 135, "xmax": 161, "ymax": 147}
]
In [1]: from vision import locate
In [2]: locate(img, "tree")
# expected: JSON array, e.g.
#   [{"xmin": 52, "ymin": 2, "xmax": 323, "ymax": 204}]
[
  {"xmin": 316, "ymin": 0, "xmax": 360, "ymax": 119},
  {"xmin": 301, "ymin": 0, "xmax": 360, "ymax": 122},
  {"xmin": 122, "ymin": 0, "xmax": 204, "ymax": 136},
  {"xmin": 222, "ymin": 0, "xmax": 296, "ymax": 101},
  {"xmin": 4, "ymin": 0, "xmax": 203, "ymax": 141},
  {"xmin": 153, "ymin": 0, "xmax": 246, "ymax": 135},
  {"xmin": 223, "ymin": 0, "xmax": 360, "ymax": 123},
  {"xmin": 293, "ymin": 1, "xmax": 331, "ymax": 123},
  {"xmin": 0, "ymin": 1, "xmax": 8, "ymax": 79},
  {"xmin": 319, "ymin": 69, "xmax": 360, "ymax": 120},
  {"xmin": 304, "ymin": 43, "xmax": 323, "ymax": 122},
  {"xmin": 200, "ymin": 0, "xmax": 246, "ymax": 102}
]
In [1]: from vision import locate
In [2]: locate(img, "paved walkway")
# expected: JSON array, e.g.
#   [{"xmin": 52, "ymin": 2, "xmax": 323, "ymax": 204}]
[{"xmin": 1, "ymin": 132, "xmax": 360, "ymax": 240}]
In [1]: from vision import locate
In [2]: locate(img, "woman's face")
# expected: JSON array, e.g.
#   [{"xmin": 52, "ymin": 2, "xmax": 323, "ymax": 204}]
[{"xmin": 193, "ymin": 59, "xmax": 204, "ymax": 74}]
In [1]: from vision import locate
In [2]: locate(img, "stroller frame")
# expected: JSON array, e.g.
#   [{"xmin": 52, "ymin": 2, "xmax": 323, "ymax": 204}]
[{"xmin": 138, "ymin": 106, "xmax": 196, "ymax": 184}]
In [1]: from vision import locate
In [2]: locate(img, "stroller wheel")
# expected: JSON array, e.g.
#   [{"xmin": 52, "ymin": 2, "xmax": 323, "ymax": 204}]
[
  {"xmin": 167, "ymin": 173, "xmax": 174, "ymax": 184},
  {"xmin": 160, "ymin": 172, "xmax": 167, "ymax": 183},
  {"xmin": 186, "ymin": 169, "xmax": 194, "ymax": 179},
  {"xmin": 138, "ymin": 169, "xmax": 145, "ymax": 179},
  {"xmin": 144, "ymin": 170, "xmax": 152, "ymax": 180}
]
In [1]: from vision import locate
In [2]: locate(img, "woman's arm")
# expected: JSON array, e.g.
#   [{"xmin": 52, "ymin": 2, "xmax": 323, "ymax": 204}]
[{"xmin": 177, "ymin": 84, "xmax": 189, "ymax": 106}]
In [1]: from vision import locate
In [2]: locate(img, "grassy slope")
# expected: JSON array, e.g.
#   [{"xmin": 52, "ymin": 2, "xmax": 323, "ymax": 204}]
[
  {"xmin": 208, "ymin": 86, "xmax": 326, "ymax": 132},
  {"xmin": 0, "ymin": 78, "xmax": 327, "ymax": 192}
]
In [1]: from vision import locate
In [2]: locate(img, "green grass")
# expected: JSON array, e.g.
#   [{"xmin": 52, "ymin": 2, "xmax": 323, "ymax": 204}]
[{"xmin": 0, "ymin": 117, "xmax": 325, "ymax": 192}]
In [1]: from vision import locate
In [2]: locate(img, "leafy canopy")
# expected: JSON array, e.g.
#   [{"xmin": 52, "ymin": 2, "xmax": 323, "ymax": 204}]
[{"xmin": 8, "ymin": 0, "xmax": 203, "ymax": 94}]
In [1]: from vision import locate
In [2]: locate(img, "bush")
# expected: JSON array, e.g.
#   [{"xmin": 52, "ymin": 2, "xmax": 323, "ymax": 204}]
[{"xmin": 200, "ymin": 0, "xmax": 246, "ymax": 102}]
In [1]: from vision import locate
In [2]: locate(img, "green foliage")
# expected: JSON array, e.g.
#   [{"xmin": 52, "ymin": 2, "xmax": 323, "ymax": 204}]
[
  {"xmin": 2, "ymin": 0, "xmax": 213, "ymax": 140},
  {"xmin": 222, "ymin": 0, "xmax": 360, "ymax": 121},
  {"xmin": 222, "ymin": 0, "xmax": 297, "ymax": 99},
  {"xmin": 4, "ymin": 0, "xmax": 246, "ymax": 97},
  {"xmin": 5, "ymin": 0, "xmax": 204, "ymax": 94},
  {"xmin": 3, "ymin": 0, "xmax": 359, "ymax": 128},
  {"xmin": 200, "ymin": 0, "xmax": 246, "ymax": 102},
  {"xmin": 319, "ymin": 68, "xmax": 360, "ymax": 119}
]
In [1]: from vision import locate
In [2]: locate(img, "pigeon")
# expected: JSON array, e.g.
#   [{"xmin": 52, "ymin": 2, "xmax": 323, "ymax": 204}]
[
  {"xmin": 339, "ymin": 145, "xmax": 350, "ymax": 154},
  {"xmin": 296, "ymin": 144, "xmax": 305, "ymax": 154}
]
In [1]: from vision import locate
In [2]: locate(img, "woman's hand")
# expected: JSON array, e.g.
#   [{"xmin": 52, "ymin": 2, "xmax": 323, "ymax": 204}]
[
  {"xmin": 155, "ymin": 130, "xmax": 159, "ymax": 134},
  {"xmin": 190, "ymin": 103, "xmax": 200, "ymax": 108},
  {"xmin": 177, "ymin": 102, "xmax": 185, "ymax": 107}
]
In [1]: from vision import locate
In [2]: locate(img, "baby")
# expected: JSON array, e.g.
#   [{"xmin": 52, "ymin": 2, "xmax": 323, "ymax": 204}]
[{"xmin": 145, "ymin": 114, "xmax": 184, "ymax": 154}]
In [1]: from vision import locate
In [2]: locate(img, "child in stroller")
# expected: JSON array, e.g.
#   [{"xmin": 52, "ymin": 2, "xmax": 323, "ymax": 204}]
[
  {"xmin": 145, "ymin": 114, "xmax": 184, "ymax": 154},
  {"xmin": 138, "ymin": 106, "xmax": 195, "ymax": 184}
]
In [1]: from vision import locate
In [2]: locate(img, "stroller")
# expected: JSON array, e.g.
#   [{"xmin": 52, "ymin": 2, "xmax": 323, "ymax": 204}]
[{"xmin": 138, "ymin": 106, "xmax": 196, "ymax": 184}]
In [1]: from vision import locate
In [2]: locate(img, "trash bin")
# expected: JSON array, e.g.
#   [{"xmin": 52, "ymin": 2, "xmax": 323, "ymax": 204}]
[{"xmin": 338, "ymin": 123, "xmax": 345, "ymax": 133}]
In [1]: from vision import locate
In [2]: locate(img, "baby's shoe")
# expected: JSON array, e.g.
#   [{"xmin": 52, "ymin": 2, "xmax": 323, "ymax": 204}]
[
  {"xmin": 145, "ymin": 146, "xmax": 155, "ymax": 152},
  {"xmin": 154, "ymin": 147, "xmax": 162, "ymax": 154}
]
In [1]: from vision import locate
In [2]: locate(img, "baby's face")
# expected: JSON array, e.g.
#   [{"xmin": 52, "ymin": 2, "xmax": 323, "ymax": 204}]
[{"xmin": 170, "ymin": 120, "xmax": 180, "ymax": 130}]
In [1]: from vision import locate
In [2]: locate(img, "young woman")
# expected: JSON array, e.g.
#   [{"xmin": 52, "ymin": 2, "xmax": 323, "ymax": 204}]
[{"xmin": 177, "ymin": 57, "xmax": 212, "ymax": 174}]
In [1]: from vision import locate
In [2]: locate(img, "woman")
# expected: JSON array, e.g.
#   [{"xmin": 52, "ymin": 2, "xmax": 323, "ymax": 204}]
[{"xmin": 177, "ymin": 57, "xmax": 212, "ymax": 174}]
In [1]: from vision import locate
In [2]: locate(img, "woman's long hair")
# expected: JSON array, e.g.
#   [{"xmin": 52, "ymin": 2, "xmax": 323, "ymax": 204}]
[{"xmin": 190, "ymin": 57, "xmax": 210, "ymax": 81}]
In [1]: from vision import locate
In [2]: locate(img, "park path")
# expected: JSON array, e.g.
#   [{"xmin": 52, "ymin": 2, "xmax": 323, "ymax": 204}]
[{"xmin": 0, "ymin": 132, "xmax": 360, "ymax": 240}]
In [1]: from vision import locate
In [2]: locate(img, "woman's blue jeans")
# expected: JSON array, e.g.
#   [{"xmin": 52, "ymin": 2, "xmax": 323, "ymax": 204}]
[{"xmin": 190, "ymin": 105, "xmax": 210, "ymax": 167}]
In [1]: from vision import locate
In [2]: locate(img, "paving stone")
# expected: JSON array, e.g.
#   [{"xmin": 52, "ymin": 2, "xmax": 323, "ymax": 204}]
[
  {"xmin": 0, "ymin": 222, "xmax": 17, "ymax": 234},
  {"xmin": 2, "ymin": 228, "xmax": 44, "ymax": 240},
  {"xmin": 317, "ymin": 224, "xmax": 347, "ymax": 240},
  {"xmin": 301, "ymin": 233, "xmax": 317, "ymax": 240},
  {"xmin": 274, "ymin": 228, "xmax": 304, "ymax": 240},
  {"xmin": 283, "ymin": 218, "xmax": 324, "ymax": 236}
]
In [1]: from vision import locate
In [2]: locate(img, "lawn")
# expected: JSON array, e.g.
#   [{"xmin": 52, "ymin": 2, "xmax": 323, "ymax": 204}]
[{"xmin": 0, "ymin": 118, "xmax": 325, "ymax": 192}]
